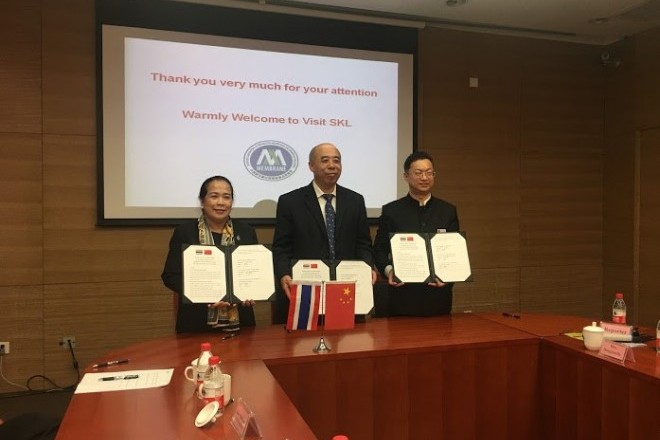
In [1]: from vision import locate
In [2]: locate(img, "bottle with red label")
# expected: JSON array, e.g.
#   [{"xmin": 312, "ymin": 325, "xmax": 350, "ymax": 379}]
[
  {"xmin": 612, "ymin": 293, "xmax": 627, "ymax": 324},
  {"xmin": 656, "ymin": 319, "xmax": 660, "ymax": 353},
  {"xmin": 194, "ymin": 342, "xmax": 213, "ymax": 384},
  {"xmin": 199, "ymin": 355, "xmax": 224, "ymax": 412}
]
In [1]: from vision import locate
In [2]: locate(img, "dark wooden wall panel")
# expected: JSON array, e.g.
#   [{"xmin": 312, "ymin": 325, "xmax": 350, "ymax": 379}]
[
  {"xmin": 602, "ymin": 35, "xmax": 636, "ymax": 320},
  {"xmin": 602, "ymin": 132, "xmax": 635, "ymax": 318},
  {"xmin": 418, "ymin": 30, "xmax": 522, "ymax": 286},
  {"xmin": 42, "ymin": 134, "xmax": 172, "ymax": 284},
  {"xmin": 42, "ymin": 0, "xmax": 95, "ymax": 135},
  {"xmin": 0, "ymin": 0, "xmax": 44, "ymax": 394},
  {"xmin": 0, "ymin": 1, "xmax": 41, "ymax": 133},
  {"xmin": 576, "ymin": 358, "xmax": 603, "ymax": 440},
  {"xmin": 601, "ymin": 367, "xmax": 630, "ymax": 440},
  {"xmin": 419, "ymin": 29, "xmax": 605, "ymax": 318},
  {"xmin": 418, "ymin": 30, "xmax": 522, "ymax": 315},
  {"xmin": 442, "ymin": 349, "xmax": 478, "ymax": 439},
  {"xmin": 555, "ymin": 349, "xmax": 579, "ymax": 439},
  {"xmin": 635, "ymin": 27, "xmax": 660, "ymax": 130},
  {"xmin": 475, "ymin": 347, "xmax": 508, "ymax": 438},
  {"xmin": 0, "ymin": 133, "xmax": 43, "ymax": 286},
  {"xmin": 603, "ymin": 26, "xmax": 660, "ymax": 326},
  {"xmin": 541, "ymin": 341, "xmax": 660, "ymax": 440},
  {"xmin": 519, "ymin": 41, "xmax": 604, "ymax": 267},
  {"xmin": 408, "ymin": 351, "xmax": 445, "ymax": 439},
  {"xmin": 602, "ymin": 133, "xmax": 635, "ymax": 266},
  {"xmin": 43, "ymin": 281, "xmax": 173, "ymax": 385},
  {"xmin": 520, "ymin": 265, "xmax": 602, "ymax": 316},
  {"xmin": 638, "ymin": 128, "xmax": 660, "ymax": 325},
  {"xmin": 627, "ymin": 377, "xmax": 660, "ymax": 440},
  {"xmin": 372, "ymin": 354, "xmax": 408, "ymax": 440},
  {"xmin": 269, "ymin": 342, "xmax": 539, "ymax": 440},
  {"xmin": 336, "ymin": 357, "xmax": 375, "ymax": 440},
  {"xmin": 518, "ymin": 40, "xmax": 604, "ymax": 319},
  {"xmin": 507, "ymin": 343, "xmax": 541, "ymax": 439},
  {"xmin": 0, "ymin": 285, "xmax": 44, "ymax": 393}
]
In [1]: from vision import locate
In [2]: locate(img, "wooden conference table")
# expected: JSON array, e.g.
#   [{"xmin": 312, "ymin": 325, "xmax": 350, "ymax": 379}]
[{"xmin": 55, "ymin": 314, "xmax": 660, "ymax": 440}]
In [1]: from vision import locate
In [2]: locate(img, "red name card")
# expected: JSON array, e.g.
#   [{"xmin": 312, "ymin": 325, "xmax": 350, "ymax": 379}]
[
  {"xmin": 230, "ymin": 398, "xmax": 263, "ymax": 440},
  {"xmin": 598, "ymin": 339, "xmax": 636, "ymax": 363},
  {"xmin": 599, "ymin": 321, "xmax": 633, "ymax": 341}
]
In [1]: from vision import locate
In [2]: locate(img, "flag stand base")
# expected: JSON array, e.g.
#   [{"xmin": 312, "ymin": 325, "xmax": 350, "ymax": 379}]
[{"xmin": 313, "ymin": 336, "xmax": 331, "ymax": 353}]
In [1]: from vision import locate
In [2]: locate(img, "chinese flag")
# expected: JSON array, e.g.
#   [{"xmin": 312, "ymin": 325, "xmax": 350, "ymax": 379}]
[{"xmin": 323, "ymin": 281, "xmax": 356, "ymax": 330}]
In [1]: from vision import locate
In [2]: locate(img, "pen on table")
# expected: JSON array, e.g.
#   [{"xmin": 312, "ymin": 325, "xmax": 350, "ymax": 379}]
[
  {"xmin": 93, "ymin": 359, "xmax": 130, "ymax": 369},
  {"xmin": 99, "ymin": 375, "xmax": 139, "ymax": 381}
]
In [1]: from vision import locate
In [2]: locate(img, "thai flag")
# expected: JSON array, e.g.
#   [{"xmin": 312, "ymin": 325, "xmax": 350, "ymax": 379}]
[{"xmin": 286, "ymin": 282, "xmax": 321, "ymax": 330}]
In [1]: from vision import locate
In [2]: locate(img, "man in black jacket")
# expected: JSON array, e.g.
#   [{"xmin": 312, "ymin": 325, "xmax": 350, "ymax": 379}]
[
  {"xmin": 373, "ymin": 151, "xmax": 459, "ymax": 316},
  {"xmin": 271, "ymin": 143, "xmax": 375, "ymax": 323}
]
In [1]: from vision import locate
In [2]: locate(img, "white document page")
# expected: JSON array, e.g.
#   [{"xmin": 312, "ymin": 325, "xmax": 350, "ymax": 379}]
[
  {"xmin": 390, "ymin": 234, "xmax": 431, "ymax": 283},
  {"xmin": 292, "ymin": 260, "xmax": 330, "ymax": 283},
  {"xmin": 335, "ymin": 260, "xmax": 374, "ymax": 314},
  {"xmin": 430, "ymin": 233, "xmax": 472, "ymax": 282},
  {"xmin": 231, "ymin": 244, "xmax": 275, "ymax": 301},
  {"xmin": 183, "ymin": 245, "xmax": 226, "ymax": 303},
  {"xmin": 75, "ymin": 369, "xmax": 174, "ymax": 394}
]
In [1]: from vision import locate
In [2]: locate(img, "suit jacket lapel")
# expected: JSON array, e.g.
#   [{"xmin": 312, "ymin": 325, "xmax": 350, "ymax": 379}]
[{"xmin": 334, "ymin": 185, "xmax": 345, "ymax": 236}]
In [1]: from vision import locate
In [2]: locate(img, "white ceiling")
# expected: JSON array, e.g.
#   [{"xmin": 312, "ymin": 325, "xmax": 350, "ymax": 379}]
[{"xmin": 185, "ymin": 0, "xmax": 660, "ymax": 45}]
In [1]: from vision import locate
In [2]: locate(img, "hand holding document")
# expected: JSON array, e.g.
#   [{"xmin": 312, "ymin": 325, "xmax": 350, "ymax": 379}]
[
  {"xmin": 390, "ymin": 232, "xmax": 472, "ymax": 283},
  {"xmin": 183, "ymin": 245, "xmax": 226, "ymax": 303},
  {"xmin": 292, "ymin": 259, "xmax": 374, "ymax": 314},
  {"xmin": 230, "ymin": 244, "xmax": 275, "ymax": 301},
  {"xmin": 390, "ymin": 234, "xmax": 431, "ymax": 283},
  {"xmin": 430, "ymin": 233, "xmax": 472, "ymax": 283},
  {"xmin": 335, "ymin": 260, "xmax": 374, "ymax": 314},
  {"xmin": 183, "ymin": 244, "xmax": 274, "ymax": 303}
]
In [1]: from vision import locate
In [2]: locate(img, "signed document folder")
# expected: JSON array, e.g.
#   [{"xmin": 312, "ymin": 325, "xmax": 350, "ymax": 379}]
[
  {"xmin": 182, "ymin": 244, "xmax": 274, "ymax": 303},
  {"xmin": 390, "ymin": 232, "xmax": 472, "ymax": 283},
  {"xmin": 291, "ymin": 259, "xmax": 373, "ymax": 314}
]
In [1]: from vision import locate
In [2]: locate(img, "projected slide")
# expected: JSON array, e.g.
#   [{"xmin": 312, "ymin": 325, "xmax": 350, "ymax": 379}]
[{"xmin": 102, "ymin": 25, "xmax": 413, "ymax": 221}]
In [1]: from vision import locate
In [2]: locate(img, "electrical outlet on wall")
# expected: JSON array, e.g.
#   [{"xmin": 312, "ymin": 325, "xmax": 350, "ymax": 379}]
[
  {"xmin": 60, "ymin": 336, "xmax": 76, "ymax": 349},
  {"xmin": 0, "ymin": 341, "xmax": 9, "ymax": 355}
]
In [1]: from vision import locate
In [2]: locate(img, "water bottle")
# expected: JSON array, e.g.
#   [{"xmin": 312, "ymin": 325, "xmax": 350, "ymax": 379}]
[
  {"xmin": 612, "ymin": 293, "xmax": 626, "ymax": 324},
  {"xmin": 199, "ymin": 355, "xmax": 224, "ymax": 411},
  {"xmin": 194, "ymin": 342, "xmax": 214, "ymax": 384}
]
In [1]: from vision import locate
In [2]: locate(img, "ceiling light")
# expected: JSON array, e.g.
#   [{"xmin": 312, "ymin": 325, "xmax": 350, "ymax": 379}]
[{"xmin": 446, "ymin": 0, "xmax": 467, "ymax": 7}]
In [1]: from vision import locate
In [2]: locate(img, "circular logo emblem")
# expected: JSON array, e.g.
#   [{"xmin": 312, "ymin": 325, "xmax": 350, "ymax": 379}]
[{"xmin": 244, "ymin": 141, "xmax": 298, "ymax": 181}]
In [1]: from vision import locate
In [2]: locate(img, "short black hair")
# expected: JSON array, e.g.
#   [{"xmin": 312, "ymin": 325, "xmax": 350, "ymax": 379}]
[
  {"xmin": 403, "ymin": 151, "xmax": 434, "ymax": 173},
  {"xmin": 198, "ymin": 176, "xmax": 234, "ymax": 201}
]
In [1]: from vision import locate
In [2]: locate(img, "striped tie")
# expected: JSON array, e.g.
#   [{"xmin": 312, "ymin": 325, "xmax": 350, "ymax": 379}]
[{"xmin": 323, "ymin": 194, "xmax": 336, "ymax": 260}]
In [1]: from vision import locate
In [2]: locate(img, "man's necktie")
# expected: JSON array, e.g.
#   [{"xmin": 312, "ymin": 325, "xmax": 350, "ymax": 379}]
[{"xmin": 323, "ymin": 194, "xmax": 336, "ymax": 260}]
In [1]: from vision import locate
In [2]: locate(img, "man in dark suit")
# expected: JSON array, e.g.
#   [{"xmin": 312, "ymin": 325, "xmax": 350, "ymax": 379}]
[
  {"xmin": 373, "ymin": 151, "xmax": 459, "ymax": 316},
  {"xmin": 272, "ymin": 143, "xmax": 375, "ymax": 323}
]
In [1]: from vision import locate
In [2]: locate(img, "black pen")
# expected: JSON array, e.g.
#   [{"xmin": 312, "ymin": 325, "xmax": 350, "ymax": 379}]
[
  {"xmin": 99, "ymin": 375, "xmax": 139, "ymax": 381},
  {"xmin": 93, "ymin": 359, "xmax": 130, "ymax": 369}
]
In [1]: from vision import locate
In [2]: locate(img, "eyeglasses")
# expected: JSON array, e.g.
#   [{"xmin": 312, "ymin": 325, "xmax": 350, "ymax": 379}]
[{"xmin": 409, "ymin": 170, "xmax": 436, "ymax": 178}]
